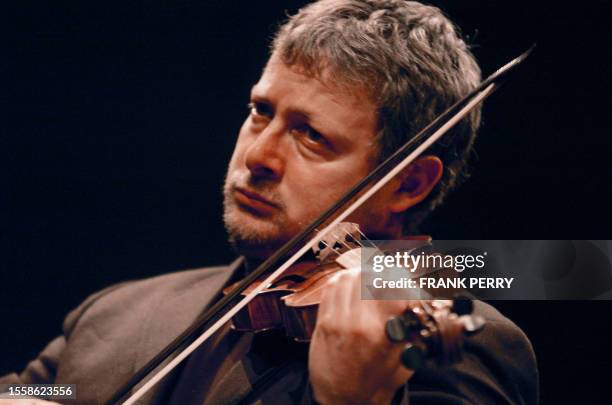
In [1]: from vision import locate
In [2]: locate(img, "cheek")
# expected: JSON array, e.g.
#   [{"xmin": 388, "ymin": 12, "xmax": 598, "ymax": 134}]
[
  {"xmin": 282, "ymin": 157, "xmax": 369, "ymax": 218},
  {"xmin": 228, "ymin": 122, "xmax": 251, "ymax": 169}
]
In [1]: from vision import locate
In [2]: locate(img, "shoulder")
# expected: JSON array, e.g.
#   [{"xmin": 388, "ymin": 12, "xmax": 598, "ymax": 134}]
[
  {"xmin": 471, "ymin": 301, "xmax": 538, "ymax": 399},
  {"xmin": 63, "ymin": 262, "xmax": 236, "ymax": 336},
  {"xmin": 408, "ymin": 301, "xmax": 538, "ymax": 405},
  {"xmin": 53, "ymin": 261, "xmax": 241, "ymax": 402}
]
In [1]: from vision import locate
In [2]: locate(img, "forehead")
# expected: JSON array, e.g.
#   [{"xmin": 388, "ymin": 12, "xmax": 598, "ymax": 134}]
[{"xmin": 251, "ymin": 54, "xmax": 379, "ymax": 150}]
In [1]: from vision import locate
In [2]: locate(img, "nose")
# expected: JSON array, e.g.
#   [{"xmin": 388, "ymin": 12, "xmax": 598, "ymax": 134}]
[{"xmin": 244, "ymin": 122, "xmax": 285, "ymax": 181}]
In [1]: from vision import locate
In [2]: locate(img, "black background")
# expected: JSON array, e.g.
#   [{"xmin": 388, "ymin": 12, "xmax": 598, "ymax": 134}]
[{"xmin": 2, "ymin": 1, "xmax": 611, "ymax": 403}]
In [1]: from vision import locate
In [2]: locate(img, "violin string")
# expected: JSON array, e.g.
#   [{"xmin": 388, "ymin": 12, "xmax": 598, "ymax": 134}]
[
  {"xmin": 355, "ymin": 228, "xmax": 375, "ymax": 248},
  {"xmin": 338, "ymin": 235, "xmax": 357, "ymax": 251},
  {"xmin": 311, "ymin": 230, "xmax": 341, "ymax": 258},
  {"xmin": 313, "ymin": 228, "xmax": 359, "ymax": 257},
  {"xmin": 344, "ymin": 232, "xmax": 366, "ymax": 248}
]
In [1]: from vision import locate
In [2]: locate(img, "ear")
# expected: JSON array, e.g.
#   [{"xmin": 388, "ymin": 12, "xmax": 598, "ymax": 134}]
[{"xmin": 388, "ymin": 155, "xmax": 443, "ymax": 214}]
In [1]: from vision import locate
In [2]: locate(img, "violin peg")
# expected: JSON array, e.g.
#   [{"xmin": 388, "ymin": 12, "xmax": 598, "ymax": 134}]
[
  {"xmin": 386, "ymin": 316, "xmax": 408, "ymax": 342},
  {"xmin": 386, "ymin": 309, "xmax": 422, "ymax": 342},
  {"xmin": 451, "ymin": 295, "xmax": 473, "ymax": 315},
  {"xmin": 460, "ymin": 314, "xmax": 486, "ymax": 335},
  {"xmin": 401, "ymin": 343, "xmax": 426, "ymax": 370}
]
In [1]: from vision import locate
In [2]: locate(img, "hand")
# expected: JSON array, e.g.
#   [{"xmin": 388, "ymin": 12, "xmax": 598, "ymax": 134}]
[{"xmin": 309, "ymin": 268, "xmax": 415, "ymax": 405}]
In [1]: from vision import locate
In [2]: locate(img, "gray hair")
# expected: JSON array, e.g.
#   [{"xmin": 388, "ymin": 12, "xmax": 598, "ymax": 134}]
[{"xmin": 272, "ymin": 0, "xmax": 482, "ymax": 232}]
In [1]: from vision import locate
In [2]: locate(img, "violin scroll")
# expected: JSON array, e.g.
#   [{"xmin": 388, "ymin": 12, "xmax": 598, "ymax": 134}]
[{"xmin": 385, "ymin": 297, "xmax": 485, "ymax": 369}]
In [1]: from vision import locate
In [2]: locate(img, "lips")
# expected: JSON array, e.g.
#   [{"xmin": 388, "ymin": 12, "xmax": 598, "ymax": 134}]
[{"xmin": 234, "ymin": 187, "xmax": 278, "ymax": 215}]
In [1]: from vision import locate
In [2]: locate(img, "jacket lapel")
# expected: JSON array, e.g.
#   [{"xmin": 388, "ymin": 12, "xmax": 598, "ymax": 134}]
[{"xmin": 131, "ymin": 258, "xmax": 244, "ymax": 401}]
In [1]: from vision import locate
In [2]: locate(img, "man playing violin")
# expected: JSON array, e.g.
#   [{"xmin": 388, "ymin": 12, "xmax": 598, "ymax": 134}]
[{"xmin": 1, "ymin": 1, "xmax": 538, "ymax": 404}]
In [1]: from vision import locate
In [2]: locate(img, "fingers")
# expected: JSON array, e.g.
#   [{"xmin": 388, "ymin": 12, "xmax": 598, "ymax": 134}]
[
  {"xmin": 311, "ymin": 268, "xmax": 419, "ymax": 403},
  {"xmin": 322, "ymin": 268, "xmax": 417, "ymax": 325},
  {"xmin": 318, "ymin": 268, "xmax": 356, "ymax": 334}
]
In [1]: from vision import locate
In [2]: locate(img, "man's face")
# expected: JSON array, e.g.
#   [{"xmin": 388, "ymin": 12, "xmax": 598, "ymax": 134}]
[{"xmin": 223, "ymin": 54, "xmax": 387, "ymax": 258}]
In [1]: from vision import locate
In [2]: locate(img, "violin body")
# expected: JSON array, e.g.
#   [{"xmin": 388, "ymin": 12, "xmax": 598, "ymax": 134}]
[{"xmin": 224, "ymin": 259, "xmax": 344, "ymax": 342}]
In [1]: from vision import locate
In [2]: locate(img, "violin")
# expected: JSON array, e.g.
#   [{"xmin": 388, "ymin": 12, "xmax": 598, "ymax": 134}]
[
  {"xmin": 108, "ymin": 48, "xmax": 533, "ymax": 405},
  {"xmin": 222, "ymin": 222, "xmax": 363, "ymax": 342},
  {"xmin": 222, "ymin": 222, "xmax": 485, "ymax": 369}
]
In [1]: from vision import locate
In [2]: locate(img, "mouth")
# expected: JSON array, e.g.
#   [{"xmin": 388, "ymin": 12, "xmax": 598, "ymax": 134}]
[{"xmin": 233, "ymin": 187, "xmax": 279, "ymax": 215}]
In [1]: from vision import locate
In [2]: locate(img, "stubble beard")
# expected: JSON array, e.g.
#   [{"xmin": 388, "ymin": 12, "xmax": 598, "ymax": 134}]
[
  {"xmin": 222, "ymin": 172, "xmax": 292, "ymax": 257},
  {"xmin": 222, "ymin": 170, "xmax": 383, "ymax": 259}
]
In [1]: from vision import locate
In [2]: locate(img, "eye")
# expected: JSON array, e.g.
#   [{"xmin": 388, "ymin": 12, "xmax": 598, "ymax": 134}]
[
  {"xmin": 291, "ymin": 124, "xmax": 331, "ymax": 149},
  {"xmin": 247, "ymin": 101, "xmax": 273, "ymax": 118},
  {"xmin": 304, "ymin": 128, "xmax": 325, "ymax": 143}
]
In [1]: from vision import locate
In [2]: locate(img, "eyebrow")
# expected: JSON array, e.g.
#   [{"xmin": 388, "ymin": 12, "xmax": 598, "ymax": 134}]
[{"xmin": 249, "ymin": 86, "xmax": 351, "ymax": 145}]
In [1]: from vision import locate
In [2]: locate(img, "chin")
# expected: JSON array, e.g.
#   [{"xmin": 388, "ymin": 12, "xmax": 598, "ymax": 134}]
[
  {"xmin": 224, "ymin": 209, "xmax": 287, "ymax": 259},
  {"xmin": 227, "ymin": 229, "xmax": 288, "ymax": 260},
  {"xmin": 230, "ymin": 238, "xmax": 281, "ymax": 260}
]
